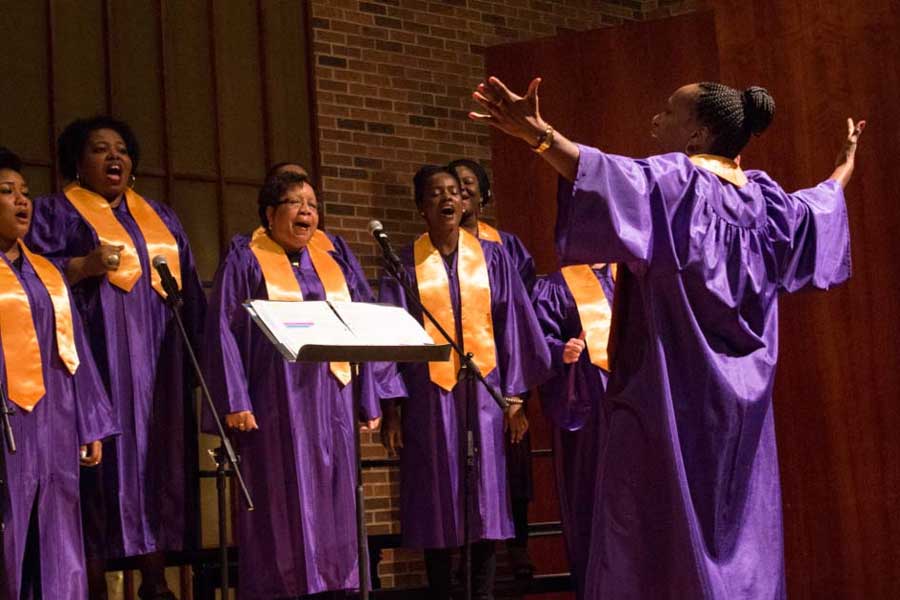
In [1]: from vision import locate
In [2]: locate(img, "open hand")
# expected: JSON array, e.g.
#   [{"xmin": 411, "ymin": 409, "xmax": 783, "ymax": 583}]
[{"xmin": 470, "ymin": 76, "xmax": 548, "ymax": 146}]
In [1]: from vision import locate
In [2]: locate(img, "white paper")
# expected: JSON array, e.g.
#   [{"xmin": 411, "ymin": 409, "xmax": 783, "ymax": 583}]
[{"xmin": 244, "ymin": 300, "xmax": 436, "ymax": 361}]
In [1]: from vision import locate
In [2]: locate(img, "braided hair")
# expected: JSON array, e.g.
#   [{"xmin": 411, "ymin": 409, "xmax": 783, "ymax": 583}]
[{"xmin": 695, "ymin": 83, "xmax": 775, "ymax": 158}]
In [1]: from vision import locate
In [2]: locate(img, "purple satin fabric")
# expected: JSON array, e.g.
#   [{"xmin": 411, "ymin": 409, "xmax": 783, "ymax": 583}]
[
  {"xmin": 497, "ymin": 229, "xmax": 537, "ymax": 294},
  {"xmin": 26, "ymin": 192, "xmax": 206, "ymax": 560},
  {"xmin": 377, "ymin": 240, "xmax": 551, "ymax": 549},
  {"xmin": 0, "ymin": 253, "xmax": 117, "ymax": 599},
  {"xmin": 532, "ymin": 267, "xmax": 613, "ymax": 599},
  {"xmin": 201, "ymin": 238, "xmax": 383, "ymax": 598},
  {"xmin": 554, "ymin": 146, "xmax": 851, "ymax": 599}
]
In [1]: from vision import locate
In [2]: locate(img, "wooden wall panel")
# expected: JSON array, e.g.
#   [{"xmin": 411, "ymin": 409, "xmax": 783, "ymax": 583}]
[
  {"xmin": 215, "ymin": 0, "xmax": 267, "ymax": 180},
  {"xmin": 110, "ymin": 0, "xmax": 166, "ymax": 174},
  {"xmin": 167, "ymin": 0, "xmax": 218, "ymax": 176},
  {"xmin": 711, "ymin": 1, "xmax": 900, "ymax": 597},
  {"xmin": 53, "ymin": 0, "xmax": 107, "ymax": 122},
  {"xmin": 261, "ymin": 0, "xmax": 316, "ymax": 178},
  {"xmin": 0, "ymin": 3, "xmax": 51, "ymax": 163}
]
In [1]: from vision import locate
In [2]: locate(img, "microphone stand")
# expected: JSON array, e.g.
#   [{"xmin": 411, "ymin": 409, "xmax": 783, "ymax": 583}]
[
  {"xmin": 379, "ymin": 243, "xmax": 507, "ymax": 600},
  {"xmin": 156, "ymin": 277, "xmax": 253, "ymax": 600}
]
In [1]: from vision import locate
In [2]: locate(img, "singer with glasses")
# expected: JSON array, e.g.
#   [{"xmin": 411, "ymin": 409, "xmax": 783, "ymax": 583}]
[
  {"xmin": 0, "ymin": 146, "xmax": 118, "ymax": 599},
  {"xmin": 26, "ymin": 117, "xmax": 206, "ymax": 600},
  {"xmin": 201, "ymin": 171, "xmax": 387, "ymax": 600},
  {"xmin": 377, "ymin": 165, "xmax": 551, "ymax": 600}
]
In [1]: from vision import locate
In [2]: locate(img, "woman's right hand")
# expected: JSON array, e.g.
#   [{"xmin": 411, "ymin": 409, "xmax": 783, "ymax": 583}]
[
  {"xmin": 562, "ymin": 331, "xmax": 587, "ymax": 364},
  {"xmin": 225, "ymin": 411, "xmax": 259, "ymax": 432},
  {"xmin": 66, "ymin": 244, "xmax": 125, "ymax": 284},
  {"xmin": 380, "ymin": 407, "xmax": 403, "ymax": 455}
]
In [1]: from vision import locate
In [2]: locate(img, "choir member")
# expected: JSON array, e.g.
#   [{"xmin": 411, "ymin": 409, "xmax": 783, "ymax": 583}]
[
  {"xmin": 471, "ymin": 76, "xmax": 864, "ymax": 598},
  {"xmin": 0, "ymin": 146, "xmax": 117, "ymax": 599},
  {"xmin": 26, "ymin": 117, "xmax": 206, "ymax": 600},
  {"xmin": 378, "ymin": 165, "xmax": 550, "ymax": 599},
  {"xmin": 531, "ymin": 263, "xmax": 615, "ymax": 598},
  {"xmin": 448, "ymin": 157, "xmax": 537, "ymax": 577},
  {"xmin": 202, "ymin": 171, "xmax": 382, "ymax": 599}
]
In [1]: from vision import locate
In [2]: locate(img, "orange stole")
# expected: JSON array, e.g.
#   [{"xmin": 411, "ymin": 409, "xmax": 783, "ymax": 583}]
[
  {"xmin": 689, "ymin": 154, "xmax": 748, "ymax": 187},
  {"xmin": 63, "ymin": 183, "xmax": 182, "ymax": 297},
  {"xmin": 248, "ymin": 228, "xmax": 351, "ymax": 385},
  {"xmin": 477, "ymin": 221, "xmax": 503, "ymax": 243},
  {"xmin": 0, "ymin": 241, "xmax": 80, "ymax": 411},
  {"xmin": 414, "ymin": 229, "xmax": 495, "ymax": 391},
  {"xmin": 561, "ymin": 264, "xmax": 617, "ymax": 371}
]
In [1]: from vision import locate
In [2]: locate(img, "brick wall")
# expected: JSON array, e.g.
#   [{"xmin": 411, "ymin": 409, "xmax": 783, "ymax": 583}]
[{"xmin": 308, "ymin": 0, "xmax": 703, "ymax": 589}]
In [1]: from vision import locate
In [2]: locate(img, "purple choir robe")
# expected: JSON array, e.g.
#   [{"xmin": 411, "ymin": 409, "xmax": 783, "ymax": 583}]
[
  {"xmin": 554, "ymin": 146, "xmax": 851, "ymax": 599},
  {"xmin": 26, "ymin": 192, "xmax": 206, "ymax": 560},
  {"xmin": 377, "ymin": 239, "xmax": 551, "ymax": 549},
  {"xmin": 494, "ymin": 229, "xmax": 536, "ymax": 294},
  {"xmin": 202, "ymin": 237, "xmax": 382, "ymax": 599},
  {"xmin": 531, "ymin": 266, "xmax": 614, "ymax": 599},
  {"xmin": 0, "ymin": 252, "xmax": 118, "ymax": 600}
]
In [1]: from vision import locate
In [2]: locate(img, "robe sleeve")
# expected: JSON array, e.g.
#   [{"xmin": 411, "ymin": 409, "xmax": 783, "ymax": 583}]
[
  {"xmin": 487, "ymin": 243, "xmax": 552, "ymax": 397},
  {"xmin": 531, "ymin": 274, "xmax": 574, "ymax": 372},
  {"xmin": 202, "ymin": 248, "xmax": 255, "ymax": 418},
  {"xmin": 26, "ymin": 194, "xmax": 97, "ymax": 262},
  {"xmin": 70, "ymin": 287, "xmax": 119, "ymax": 445},
  {"xmin": 375, "ymin": 260, "xmax": 413, "ymax": 401},
  {"xmin": 555, "ymin": 146, "xmax": 693, "ymax": 266},
  {"xmin": 500, "ymin": 232, "xmax": 537, "ymax": 293},
  {"xmin": 759, "ymin": 175, "xmax": 852, "ymax": 292}
]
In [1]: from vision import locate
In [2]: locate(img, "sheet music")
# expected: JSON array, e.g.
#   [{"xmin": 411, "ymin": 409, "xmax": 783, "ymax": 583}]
[
  {"xmin": 328, "ymin": 301, "xmax": 436, "ymax": 346},
  {"xmin": 244, "ymin": 300, "xmax": 437, "ymax": 361}
]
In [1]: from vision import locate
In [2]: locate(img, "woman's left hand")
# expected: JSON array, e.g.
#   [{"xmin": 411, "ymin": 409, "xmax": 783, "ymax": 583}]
[
  {"xmin": 504, "ymin": 401, "xmax": 529, "ymax": 444},
  {"xmin": 359, "ymin": 416, "xmax": 382, "ymax": 432},
  {"xmin": 80, "ymin": 440, "xmax": 103, "ymax": 467}
]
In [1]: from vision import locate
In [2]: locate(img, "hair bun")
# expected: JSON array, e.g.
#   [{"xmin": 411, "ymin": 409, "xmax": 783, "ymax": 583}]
[{"xmin": 741, "ymin": 86, "xmax": 775, "ymax": 135}]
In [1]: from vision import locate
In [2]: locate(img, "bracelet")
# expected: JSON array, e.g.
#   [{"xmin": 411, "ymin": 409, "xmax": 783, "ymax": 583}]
[{"xmin": 531, "ymin": 125, "xmax": 555, "ymax": 154}]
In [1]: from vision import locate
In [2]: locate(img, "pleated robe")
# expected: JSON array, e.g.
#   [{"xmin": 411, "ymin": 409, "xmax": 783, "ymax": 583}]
[
  {"xmin": 554, "ymin": 146, "xmax": 852, "ymax": 599},
  {"xmin": 202, "ymin": 237, "xmax": 382, "ymax": 599},
  {"xmin": 377, "ymin": 239, "xmax": 551, "ymax": 549},
  {"xmin": 0, "ymin": 252, "xmax": 117, "ymax": 599},
  {"xmin": 26, "ymin": 192, "xmax": 206, "ymax": 559}
]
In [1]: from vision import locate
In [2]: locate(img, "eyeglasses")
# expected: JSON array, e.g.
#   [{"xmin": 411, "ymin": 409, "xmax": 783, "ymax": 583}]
[{"xmin": 275, "ymin": 199, "xmax": 318, "ymax": 211}]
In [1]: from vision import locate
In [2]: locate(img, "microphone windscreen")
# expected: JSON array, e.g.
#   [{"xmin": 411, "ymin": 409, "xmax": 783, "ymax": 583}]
[
  {"xmin": 368, "ymin": 220, "xmax": 384, "ymax": 236},
  {"xmin": 152, "ymin": 255, "xmax": 168, "ymax": 268}
]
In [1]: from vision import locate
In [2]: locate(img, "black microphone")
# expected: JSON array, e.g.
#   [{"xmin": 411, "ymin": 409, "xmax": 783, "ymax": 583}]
[
  {"xmin": 152, "ymin": 255, "xmax": 182, "ymax": 304},
  {"xmin": 368, "ymin": 220, "xmax": 401, "ymax": 266}
]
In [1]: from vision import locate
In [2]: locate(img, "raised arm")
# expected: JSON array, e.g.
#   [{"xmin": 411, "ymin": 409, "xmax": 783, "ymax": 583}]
[
  {"xmin": 828, "ymin": 118, "xmax": 866, "ymax": 189},
  {"xmin": 470, "ymin": 76, "xmax": 581, "ymax": 182}
]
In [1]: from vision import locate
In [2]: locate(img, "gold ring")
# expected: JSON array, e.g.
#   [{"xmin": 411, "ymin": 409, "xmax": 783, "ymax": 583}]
[{"xmin": 105, "ymin": 253, "xmax": 120, "ymax": 268}]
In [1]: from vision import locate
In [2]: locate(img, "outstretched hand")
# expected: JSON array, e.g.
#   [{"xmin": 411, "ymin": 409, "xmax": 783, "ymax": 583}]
[
  {"xmin": 830, "ymin": 118, "xmax": 866, "ymax": 189},
  {"xmin": 470, "ymin": 76, "xmax": 548, "ymax": 146}
]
